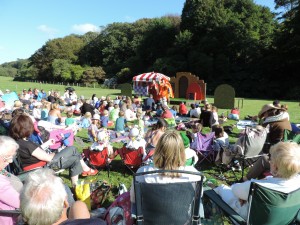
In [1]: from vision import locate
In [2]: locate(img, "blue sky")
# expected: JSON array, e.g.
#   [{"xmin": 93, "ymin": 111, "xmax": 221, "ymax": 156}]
[{"xmin": 0, "ymin": 0, "xmax": 276, "ymax": 64}]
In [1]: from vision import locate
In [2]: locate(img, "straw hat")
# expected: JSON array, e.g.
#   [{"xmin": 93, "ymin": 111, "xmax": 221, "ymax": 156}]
[{"xmin": 258, "ymin": 104, "xmax": 280, "ymax": 118}]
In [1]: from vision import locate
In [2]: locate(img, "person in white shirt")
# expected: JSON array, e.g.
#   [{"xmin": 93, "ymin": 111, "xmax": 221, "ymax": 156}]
[
  {"xmin": 189, "ymin": 103, "xmax": 201, "ymax": 118},
  {"xmin": 213, "ymin": 142, "xmax": 300, "ymax": 220}
]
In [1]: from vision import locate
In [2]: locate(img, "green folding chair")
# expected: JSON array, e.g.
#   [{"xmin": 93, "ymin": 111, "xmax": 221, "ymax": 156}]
[
  {"xmin": 204, "ymin": 182, "xmax": 300, "ymax": 225},
  {"xmin": 283, "ymin": 129, "xmax": 300, "ymax": 144}
]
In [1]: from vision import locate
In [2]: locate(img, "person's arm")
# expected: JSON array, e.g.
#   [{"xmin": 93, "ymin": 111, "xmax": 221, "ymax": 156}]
[
  {"xmin": 32, "ymin": 146, "xmax": 55, "ymax": 162},
  {"xmin": 231, "ymin": 180, "xmax": 252, "ymax": 201}
]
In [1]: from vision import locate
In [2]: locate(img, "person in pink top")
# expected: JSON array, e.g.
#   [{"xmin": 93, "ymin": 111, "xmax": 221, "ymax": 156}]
[
  {"xmin": 161, "ymin": 105, "xmax": 173, "ymax": 119},
  {"xmin": 0, "ymin": 135, "xmax": 22, "ymax": 225}
]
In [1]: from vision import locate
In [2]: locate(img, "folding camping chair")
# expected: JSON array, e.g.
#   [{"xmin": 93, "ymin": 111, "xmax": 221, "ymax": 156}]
[
  {"xmin": 133, "ymin": 170, "xmax": 204, "ymax": 225},
  {"xmin": 234, "ymin": 126, "xmax": 267, "ymax": 179},
  {"xmin": 283, "ymin": 129, "xmax": 300, "ymax": 144},
  {"xmin": 117, "ymin": 146, "xmax": 144, "ymax": 176},
  {"xmin": 204, "ymin": 182, "xmax": 300, "ymax": 225},
  {"xmin": 83, "ymin": 148, "xmax": 110, "ymax": 177},
  {"xmin": 191, "ymin": 132, "xmax": 215, "ymax": 164}
]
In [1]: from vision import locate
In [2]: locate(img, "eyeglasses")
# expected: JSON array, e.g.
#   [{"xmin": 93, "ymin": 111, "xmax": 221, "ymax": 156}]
[{"xmin": 0, "ymin": 155, "xmax": 14, "ymax": 163}]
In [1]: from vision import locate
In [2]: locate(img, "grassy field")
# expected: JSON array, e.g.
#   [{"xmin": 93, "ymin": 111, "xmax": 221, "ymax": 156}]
[{"xmin": 1, "ymin": 76, "xmax": 300, "ymax": 209}]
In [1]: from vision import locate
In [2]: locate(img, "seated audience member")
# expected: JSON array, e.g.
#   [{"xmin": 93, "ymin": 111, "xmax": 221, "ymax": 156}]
[
  {"xmin": 143, "ymin": 94, "xmax": 155, "ymax": 111},
  {"xmin": 155, "ymin": 104, "xmax": 163, "ymax": 117},
  {"xmin": 100, "ymin": 110, "xmax": 109, "ymax": 128},
  {"xmin": 179, "ymin": 102, "xmax": 188, "ymax": 116},
  {"xmin": 0, "ymin": 136, "xmax": 22, "ymax": 225},
  {"xmin": 189, "ymin": 123, "xmax": 203, "ymax": 144},
  {"xmin": 212, "ymin": 125, "xmax": 229, "ymax": 152},
  {"xmin": 124, "ymin": 104, "xmax": 136, "ymax": 121},
  {"xmin": 109, "ymin": 104, "xmax": 120, "ymax": 122},
  {"xmin": 228, "ymin": 107, "xmax": 240, "ymax": 120},
  {"xmin": 32, "ymin": 102, "xmax": 42, "ymax": 120},
  {"xmin": 41, "ymin": 101, "xmax": 51, "ymax": 121},
  {"xmin": 211, "ymin": 106, "xmax": 219, "ymax": 126},
  {"xmin": 258, "ymin": 103, "xmax": 291, "ymax": 144},
  {"xmin": 134, "ymin": 112, "xmax": 145, "ymax": 135},
  {"xmin": 90, "ymin": 129, "xmax": 114, "ymax": 162},
  {"xmin": 9, "ymin": 114, "xmax": 97, "ymax": 186},
  {"xmin": 144, "ymin": 118, "xmax": 168, "ymax": 153},
  {"xmin": 79, "ymin": 112, "xmax": 92, "ymax": 129},
  {"xmin": 200, "ymin": 104, "xmax": 215, "ymax": 128},
  {"xmin": 180, "ymin": 132, "xmax": 198, "ymax": 166},
  {"xmin": 161, "ymin": 105, "xmax": 173, "ymax": 119},
  {"xmin": 20, "ymin": 168, "xmax": 106, "ymax": 225},
  {"xmin": 169, "ymin": 105, "xmax": 178, "ymax": 118},
  {"xmin": 213, "ymin": 142, "xmax": 300, "ymax": 220},
  {"xmin": 65, "ymin": 111, "xmax": 75, "ymax": 127},
  {"xmin": 189, "ymin": 103, "xmax": 201, "ymax": 118},
  {"xmin": 130, "ymin": 131, "xmax": 202, "ymax": 203},
  {"xmin": 88, "ymin": 114, "xmax": 101, "ymax": 142},
  {"xmin": 80, "ymin": 99, "xmax": 95, "ymax": 116},
  {"xmin": 124, "ymin": 127, "xmax": 147, "ymax": 159},
  {"xmin": 48, "ymin": 103, "xmax": 63, "ymax": 125},
  {"xmin": 115, "ymin": 111, "xmax": 127, "ymax": 134}
]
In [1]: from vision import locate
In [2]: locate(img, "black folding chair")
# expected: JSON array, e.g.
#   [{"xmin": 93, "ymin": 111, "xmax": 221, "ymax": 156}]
[{"xmin": 134, "ymin": 169, "xmax": 204, "ymax": 225}]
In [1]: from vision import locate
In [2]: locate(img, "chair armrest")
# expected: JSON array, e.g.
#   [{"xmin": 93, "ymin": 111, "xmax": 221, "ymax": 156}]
[
  {"xmin": 0, "ymin": 209, "xmax": 21, "ymax": 216},
  {"xmin": 204, "ymin": 189, "xmax": 246, "ymax": 225},
  {"xmin": 295, "ymin": 209, "xmax": 300, "ymax": 223}
]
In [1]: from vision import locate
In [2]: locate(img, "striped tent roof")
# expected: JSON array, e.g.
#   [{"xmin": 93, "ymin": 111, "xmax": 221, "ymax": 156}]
[{"xmin": 133, "ymin": 72, "xmax": 170, "ymax": 82}]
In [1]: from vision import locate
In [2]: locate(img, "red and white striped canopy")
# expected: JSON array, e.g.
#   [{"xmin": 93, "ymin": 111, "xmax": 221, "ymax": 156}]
[{"xmin": 133, "ymin": 72, "xmax": 170, "ymax": 82}]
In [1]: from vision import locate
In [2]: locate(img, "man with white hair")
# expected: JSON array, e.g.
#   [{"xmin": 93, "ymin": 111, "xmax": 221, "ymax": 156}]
[{"xmin": 20, "ymin": 168, "xmax": 106, "ymax": 225}]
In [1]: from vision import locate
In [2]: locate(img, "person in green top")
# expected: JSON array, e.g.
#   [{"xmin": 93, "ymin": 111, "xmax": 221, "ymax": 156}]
[{"xmin": 65, "ymin": 111, "xmax": 75, "ymax": 126}]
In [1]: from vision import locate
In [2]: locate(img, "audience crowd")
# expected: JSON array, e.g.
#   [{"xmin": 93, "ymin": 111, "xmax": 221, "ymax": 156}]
[{"xmin": 0, "ymin": 87, "xmax": 299, "ymax": 224}]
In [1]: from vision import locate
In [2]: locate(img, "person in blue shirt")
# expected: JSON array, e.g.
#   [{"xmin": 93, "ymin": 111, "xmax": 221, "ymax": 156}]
[
  {"xmin": 115, "ymin": 111, "xmax": 127, "ymax": 133},
  {"xmin": 100, "ymin": 110, "xmax": 109, "ymax": 128},
  {"xmin": 170, "ymin": 105, "xmax": 178, "ymax": 118}
]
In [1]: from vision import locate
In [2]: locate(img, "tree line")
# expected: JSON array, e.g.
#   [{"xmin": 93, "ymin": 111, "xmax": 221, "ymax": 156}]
[{"xmin": 0, "ymin": 0, "xmax": 299, "ymax": 99}]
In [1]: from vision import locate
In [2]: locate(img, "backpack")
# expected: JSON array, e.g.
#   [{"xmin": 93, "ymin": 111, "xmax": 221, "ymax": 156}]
[{"xmin": 105, "ymin": 192, "xmax": 133, "ymax": 225}]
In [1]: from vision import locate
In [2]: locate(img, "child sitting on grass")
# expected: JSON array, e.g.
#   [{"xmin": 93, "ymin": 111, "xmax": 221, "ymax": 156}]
[
  {"xmin": 115, "ymin": 111, "xmax": 127, "ymax": 135},
  {"xmin": 100, "ymin": 110, "xmax": 109, "ymax": 128},
  {"xmin": 65, "ymin": 111, "xmax": 75, "ymax": 127}
]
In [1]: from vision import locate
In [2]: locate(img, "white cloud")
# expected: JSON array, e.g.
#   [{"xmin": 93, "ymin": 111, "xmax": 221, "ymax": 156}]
[
  {"xmin": 0, "ymin": 46, "xmax": 4, "ymax": 51},
  {"xmin": 71, "ymin": 23, "xmax": 101, "ymax": 34},
  {"xmin": 37, "ymin": 25, "xmax": 58, "ymax": 36}
]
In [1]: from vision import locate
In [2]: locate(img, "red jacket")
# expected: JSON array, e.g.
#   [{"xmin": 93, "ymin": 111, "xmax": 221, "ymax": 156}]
[{"xmin": 179, "ymin": 103, "xmax": 188, "ymax": 115}]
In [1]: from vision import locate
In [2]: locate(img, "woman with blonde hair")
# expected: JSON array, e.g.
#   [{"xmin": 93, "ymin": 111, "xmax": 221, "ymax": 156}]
[
  {"xmin": 213, "ymin": 142, "xmax": 300, "ymax": 220},
  {"xmin": 48, "ymin": 102, "xmax": 63, "ymax": 125},
  {"xmin": 130, "ymin": 131, "xmax": 201, "ymax": 203}
]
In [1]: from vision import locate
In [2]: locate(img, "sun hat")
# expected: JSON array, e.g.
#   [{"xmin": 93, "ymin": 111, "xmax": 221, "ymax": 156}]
[
  {"xmin": 129, "ymin": 127, "xmax": 140, "ymax": 137},
  {"xmin": 180, "ymin": 132, "xmax": 190, "ymax": 148},
  {"xmin": 258, "ymin": 104, "xmax": 280, "ymax": 118},
  {"xmin": 92, "ymin": 114, "xmax": 100, "ymax": 120}
]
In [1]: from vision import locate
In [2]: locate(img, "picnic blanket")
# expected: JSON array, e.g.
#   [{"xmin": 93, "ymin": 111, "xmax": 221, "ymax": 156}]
[
  {"xmin": 236, "ymin": 120, "xmax": 258, "ymax": 130},
  {"xmin": 49, "ymin": 129, "xmax": 74, "ymax": 150}
]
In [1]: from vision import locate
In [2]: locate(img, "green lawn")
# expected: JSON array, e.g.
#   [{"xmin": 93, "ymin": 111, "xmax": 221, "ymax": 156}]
[{"xmin": 1, "ymin": 76, "xmax": 300, "ymax": 209}]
